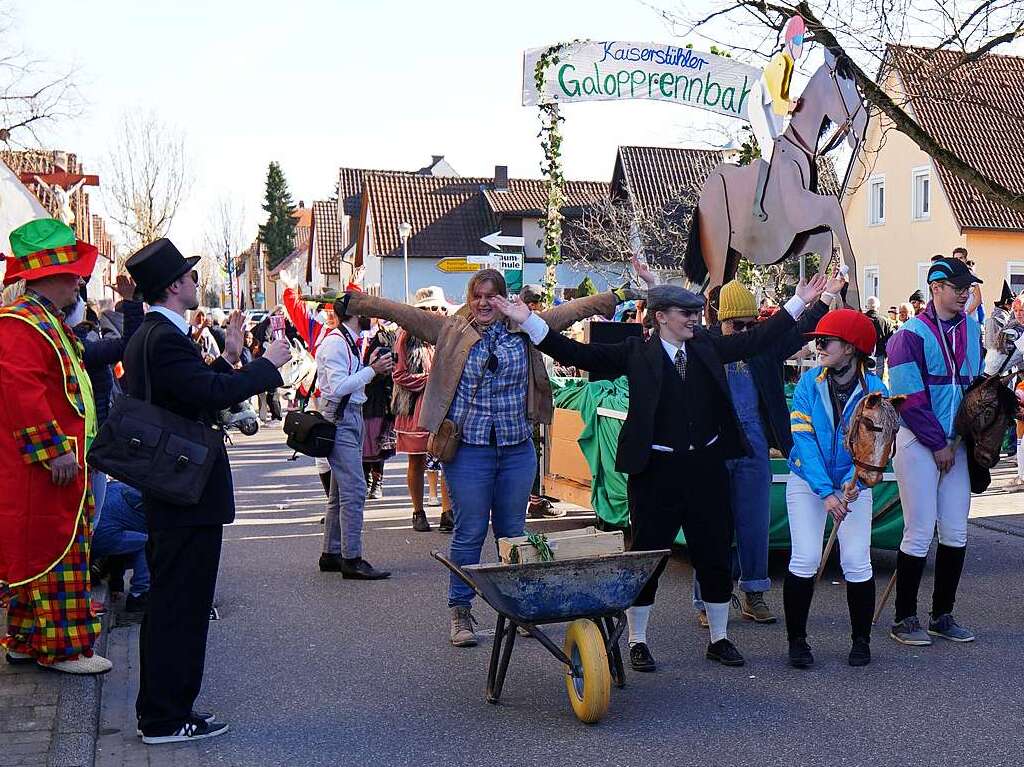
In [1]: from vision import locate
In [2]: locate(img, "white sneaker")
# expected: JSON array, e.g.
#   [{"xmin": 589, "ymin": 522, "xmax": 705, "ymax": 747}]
[
  {"xmin": 4, "ymin": 649, "xmax": 33, "ymax": 665},
  {"xmin": 42, "ymin": 654, "xmax": 113, "ymax": 675},
  {"xmin": 142, "ymin": 719, "xmax": 229, "ymax": 745}
]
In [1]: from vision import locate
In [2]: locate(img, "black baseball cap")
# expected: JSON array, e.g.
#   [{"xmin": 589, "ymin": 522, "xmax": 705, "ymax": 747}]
[{"xmin": 927, "ymin": 257, "xmax": 982, "ymax": 289}]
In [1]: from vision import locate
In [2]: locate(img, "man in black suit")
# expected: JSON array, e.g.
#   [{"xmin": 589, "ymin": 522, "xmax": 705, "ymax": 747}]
[
  {"xmin": 124, "ymin": 240, "xmax": 292, "ymax": 744},
  {"xmin": 493, "ymin": 273, "xmax": 829, "ymax": 671}
]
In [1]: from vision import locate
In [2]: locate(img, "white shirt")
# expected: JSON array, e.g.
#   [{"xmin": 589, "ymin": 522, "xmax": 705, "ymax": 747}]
[
  {"xmin": 315, "ymin": 324, "xmax": 375, "ymax": 405},
  {"xmin": 148, "ymin": 306, "xmax": 189, "ymax": 335}
]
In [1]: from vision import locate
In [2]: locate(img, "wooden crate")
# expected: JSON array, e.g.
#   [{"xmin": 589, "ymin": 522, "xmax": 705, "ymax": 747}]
[
  {"xmin": 547, "ymin": 408, "xmax": 591, "ymax": 485},
  {"xmin": 498, "ymin": 527, "xmax": 624, "ymax": 564}
]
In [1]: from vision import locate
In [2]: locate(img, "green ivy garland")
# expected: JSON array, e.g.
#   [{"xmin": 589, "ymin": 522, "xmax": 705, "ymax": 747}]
[{"xmin": 533, "ymin": 40, "xmax": 581, "ymax": 302}]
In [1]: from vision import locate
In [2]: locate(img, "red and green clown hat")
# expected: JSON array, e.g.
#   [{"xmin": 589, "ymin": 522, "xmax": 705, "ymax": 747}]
[{"xmin": 3, "ymin": 218, "xmax": 98, "ymax": 286}]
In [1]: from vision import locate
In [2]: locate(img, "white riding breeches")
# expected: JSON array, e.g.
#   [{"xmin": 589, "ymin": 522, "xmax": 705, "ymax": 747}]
[
  {"xmin": 786, "ymin": 474, "xmax": 873, "ymax": 582},
  {"xmin": 747, "ymin": 81, "xmax": 784, "ymax": 163},
  {"xmin": 893, "ymin": 427, "xmax": 970, "ymax": 557}
]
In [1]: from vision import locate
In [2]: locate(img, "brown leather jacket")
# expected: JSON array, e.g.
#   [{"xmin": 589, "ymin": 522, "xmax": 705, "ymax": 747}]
[{"xmin": 346, "ymin": 292, "xmax": 619, "ymax": 433}]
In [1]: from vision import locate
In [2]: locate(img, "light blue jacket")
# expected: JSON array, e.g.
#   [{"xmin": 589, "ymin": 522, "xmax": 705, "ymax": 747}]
[{"xmin": 788, "ymin": 366, "xmax": 889, "ymax": 499}]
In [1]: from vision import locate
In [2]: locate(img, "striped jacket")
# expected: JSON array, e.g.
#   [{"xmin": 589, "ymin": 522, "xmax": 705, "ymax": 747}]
[
  {"xmin": 886, "ymin": 302, "xmax": 982, "ymax": 452},
  {"xmin": 788, "ymin": 366, "xmax": 888, "ymax": 499}
]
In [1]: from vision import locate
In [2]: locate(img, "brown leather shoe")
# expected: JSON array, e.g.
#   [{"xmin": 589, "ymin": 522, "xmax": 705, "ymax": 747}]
[
  {"xmin": 740, "ymin": 591, "xmax": 777, "ymax": 624},
  {"xmin": 450, "ymin": 606, "xmax": 477, "ymax": 647}
]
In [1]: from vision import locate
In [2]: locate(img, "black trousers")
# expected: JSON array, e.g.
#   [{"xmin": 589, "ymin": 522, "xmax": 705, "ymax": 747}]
[
  {"xmin": 628, "ymin": 445, "xmax": 734, "ymax": 606},
  {"xmin": 136, "ymin": 525, "xmax": 223, "ymax": 735}
]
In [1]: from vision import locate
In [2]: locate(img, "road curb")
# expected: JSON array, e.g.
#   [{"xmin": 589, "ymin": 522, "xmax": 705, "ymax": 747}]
[{"xmin": 48, "ymin": 584, "xmax": 110, "ymax": 767}]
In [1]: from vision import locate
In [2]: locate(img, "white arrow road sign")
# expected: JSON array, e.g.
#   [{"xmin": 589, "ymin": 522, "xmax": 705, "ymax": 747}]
[{"xmin": 480, "ymin": 230, "xmax": 525, "ymax": 251}]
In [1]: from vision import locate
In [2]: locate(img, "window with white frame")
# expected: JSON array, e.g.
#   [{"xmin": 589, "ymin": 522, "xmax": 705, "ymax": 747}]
[
  {"xmin": 912, "ymin": 167, "xmax": 931, "ymax": 220},
  {"xmin": 868, "ymin": 176, "xmax": 885, "ymax": 225},
  {"xmin": 863, "ymin": 266, "xmax": 880, "ymax": 301},
  {"xmin": 1008, "ymin": 262, "xmax": 1024, "ymax": 296},
  {"xmin": 917, "ymin": 262, "xmax": 931, "ymax": 296}
]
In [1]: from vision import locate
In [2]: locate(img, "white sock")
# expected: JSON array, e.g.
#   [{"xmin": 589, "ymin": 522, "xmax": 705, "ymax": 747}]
[
  {"xmin": 705, "ymin": 601, "xmax": 730, "ymax": 644},
  {"xmin": 626, "ymin": 605, "xmax": 652, "ymax": 646}
]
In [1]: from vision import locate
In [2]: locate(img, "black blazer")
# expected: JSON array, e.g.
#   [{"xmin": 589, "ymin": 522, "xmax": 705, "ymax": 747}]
[
  {"xmin": 122, "ymin": 312, "xmax": 283, "ymax": 530},
  {"xmin": 536, "ymin": 307, "xmax": 797, "ymax": 476}
]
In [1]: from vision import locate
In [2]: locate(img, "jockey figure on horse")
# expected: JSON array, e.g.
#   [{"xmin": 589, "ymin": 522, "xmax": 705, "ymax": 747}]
[{"xmin": 685, "ymin": 29, "xmax": 869, "ymax": 313}]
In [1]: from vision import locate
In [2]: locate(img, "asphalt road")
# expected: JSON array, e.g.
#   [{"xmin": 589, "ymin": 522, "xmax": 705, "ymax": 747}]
[{"xmin": 98, "ymin": 427, "xmax": 1024, "ymax": 767}]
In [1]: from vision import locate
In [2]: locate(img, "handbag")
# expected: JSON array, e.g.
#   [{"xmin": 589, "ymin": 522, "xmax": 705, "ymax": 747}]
[
  {"xmin": 284, "ymin": 372, "xmax": 343, "ymax": 458},
  {"xmin": 87, "ymin": 324, "xmax": 223, "ymax": 506},
  {"xmin": 427, "ymin": 347, "xmax": 490, "ymax": 462}
]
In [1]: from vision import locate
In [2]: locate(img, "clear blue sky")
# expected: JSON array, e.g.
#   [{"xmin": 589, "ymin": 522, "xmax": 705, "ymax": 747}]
[{"xmin": 17, "ymin": 0, "xmax": 755, "ymax": 253}]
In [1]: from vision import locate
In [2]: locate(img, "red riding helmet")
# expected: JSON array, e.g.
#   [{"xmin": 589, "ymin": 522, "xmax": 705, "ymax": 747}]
[{"xmin": 805, "ymin": 308, "xmax": 877, "ymax": 356}]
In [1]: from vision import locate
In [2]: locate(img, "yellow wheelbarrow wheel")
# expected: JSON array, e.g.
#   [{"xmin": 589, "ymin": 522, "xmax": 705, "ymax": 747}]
[{"xmin": 563, "ymin": 619, "xmax": 611, "ymax": 723}]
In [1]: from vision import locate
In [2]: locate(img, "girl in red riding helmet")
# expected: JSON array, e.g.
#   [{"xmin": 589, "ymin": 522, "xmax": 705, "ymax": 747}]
[{"xmin": 784, "ymin": 309, "xmax": 887, "ymax": 669}]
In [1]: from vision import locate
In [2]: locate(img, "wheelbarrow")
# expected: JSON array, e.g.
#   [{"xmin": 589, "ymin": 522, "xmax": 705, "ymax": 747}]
[{"xmin": 433, "ymin": 548, "xmax": 669, "ymax": 724}]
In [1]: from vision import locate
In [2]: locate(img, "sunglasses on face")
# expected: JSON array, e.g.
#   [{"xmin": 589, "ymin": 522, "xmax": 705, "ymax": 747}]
[
  {"xmin": 815, "ymin": 337, "xmax": 841, "ymax": 350},
  {"xmin": 729, "ymin": 319, "xmax": 754, "ymax": 331}
]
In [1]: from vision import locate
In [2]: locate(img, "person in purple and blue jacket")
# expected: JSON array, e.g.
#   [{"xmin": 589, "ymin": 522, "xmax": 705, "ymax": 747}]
[{"xmin": 886, "ymin": 257, "xmax": 984, "ymax": 647}]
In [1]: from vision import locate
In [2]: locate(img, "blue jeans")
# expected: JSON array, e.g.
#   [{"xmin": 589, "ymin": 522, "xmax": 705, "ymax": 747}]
[
  {"xmin": 444, "ymin": 440, "xmax": 536, "ymax": 608},
  {"xmin": 92, "ymin": 481, "xmax": 150, "ymax": 595},
  {"xmin": 694, "ymin": 429, "xmax": 771, "ymax": 608}
]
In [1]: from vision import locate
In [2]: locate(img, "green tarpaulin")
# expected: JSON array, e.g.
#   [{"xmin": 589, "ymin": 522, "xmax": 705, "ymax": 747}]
[{"xmin": 551, "ymin": 377, "xmax": 905, "ymax": 550}]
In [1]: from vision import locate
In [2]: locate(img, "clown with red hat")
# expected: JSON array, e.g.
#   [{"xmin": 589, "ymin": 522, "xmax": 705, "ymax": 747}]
[
  {"xmin": 783, "ymin": 308, "xmax": 887, "ymax": 670},
  {"xmin": 0, "ymin": 218, "xmax": 111, "ymax": 675}
]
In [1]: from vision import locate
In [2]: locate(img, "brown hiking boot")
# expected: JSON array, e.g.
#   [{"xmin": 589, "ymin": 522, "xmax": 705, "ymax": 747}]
[
  {"xmin": 449, "ymin": 606, "xmax": 478, "ymax": 647},
  {"xmin": 740, "ymin": 591, "xmax": 777, "ymax": 624}
]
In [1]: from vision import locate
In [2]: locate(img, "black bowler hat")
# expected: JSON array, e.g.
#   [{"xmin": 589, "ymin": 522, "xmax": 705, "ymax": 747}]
[{"xmin": 125, "ymin": 238, "xmax": 200, "ymax": 295}]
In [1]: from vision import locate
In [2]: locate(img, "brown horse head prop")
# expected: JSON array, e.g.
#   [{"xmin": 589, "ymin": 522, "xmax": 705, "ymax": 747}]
[
  {"xmin": 955, "ymin": 375, "xmax": 1017, "ymax": 469},
  {"xmin": 844, "ymin": 392, "xmax": 905, "ymax": 488}
]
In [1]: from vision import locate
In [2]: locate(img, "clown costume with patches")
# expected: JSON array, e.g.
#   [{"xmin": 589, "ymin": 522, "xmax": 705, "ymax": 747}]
[{"xmin": 0, "ymin": 218, "xmax": 111, "ymax": 675}]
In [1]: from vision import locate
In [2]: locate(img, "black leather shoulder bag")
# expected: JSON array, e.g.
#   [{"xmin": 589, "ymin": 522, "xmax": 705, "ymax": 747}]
[{"xmin": 87, "ymin": 323, "xmax": 224, "ymax": 506}]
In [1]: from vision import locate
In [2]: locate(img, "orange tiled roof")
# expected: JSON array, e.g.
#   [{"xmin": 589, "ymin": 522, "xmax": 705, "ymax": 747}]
[{"xmin": 886, "ymin": 45, "xmax": 1024, "ymax": 230}]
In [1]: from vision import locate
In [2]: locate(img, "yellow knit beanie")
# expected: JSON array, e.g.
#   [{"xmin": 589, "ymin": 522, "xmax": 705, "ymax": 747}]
[{"xmin": 717, "ymin": 280, "xmax": 758, "ymax": 321}]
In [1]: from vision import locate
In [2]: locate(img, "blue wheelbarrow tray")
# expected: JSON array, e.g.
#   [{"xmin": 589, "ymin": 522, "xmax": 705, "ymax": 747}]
[
  {"xmin": 461, "ymin": 550, "xmax": 669, "ymax": 624},
  {"xmin": 434, "ymin": 549, "xmax": 669, "ymax": 714}
]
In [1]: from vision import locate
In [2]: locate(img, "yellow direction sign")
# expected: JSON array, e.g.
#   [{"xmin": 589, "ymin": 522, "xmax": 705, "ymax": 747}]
[{"xmin": 436, "ymin": 257, "xmax": 482, "ymax": 273}]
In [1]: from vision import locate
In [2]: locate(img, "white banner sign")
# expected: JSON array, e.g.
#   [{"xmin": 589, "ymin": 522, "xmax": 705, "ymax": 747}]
[{"xmin": 523, "ymin": 41, "xmax": 760, "ymax": 121}]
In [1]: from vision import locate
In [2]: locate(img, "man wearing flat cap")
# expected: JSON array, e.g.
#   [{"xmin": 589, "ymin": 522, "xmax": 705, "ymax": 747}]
[
  {"xmin": 493, "ymin": 274, "xmax": 828, "ymax": 671},
  {"xmin": 123, "ymin": 239, "xmax": 293, "ymax": 744}
]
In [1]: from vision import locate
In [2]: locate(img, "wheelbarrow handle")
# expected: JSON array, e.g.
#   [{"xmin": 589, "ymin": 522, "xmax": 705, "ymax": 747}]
[{"xmin": 431, "ymin": 550, "xmax": 483, "ymax": 597}]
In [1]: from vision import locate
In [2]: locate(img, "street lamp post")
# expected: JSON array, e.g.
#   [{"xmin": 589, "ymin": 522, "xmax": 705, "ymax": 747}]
[{"xmin": 398, "ymin": 222, "xmax": 412, "ymax": 303}]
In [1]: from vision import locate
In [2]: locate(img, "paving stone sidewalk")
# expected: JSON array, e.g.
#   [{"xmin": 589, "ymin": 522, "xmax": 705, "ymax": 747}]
[{"xmin": 0, "ymin": 588, "xmax": 109, "ymax": 767}]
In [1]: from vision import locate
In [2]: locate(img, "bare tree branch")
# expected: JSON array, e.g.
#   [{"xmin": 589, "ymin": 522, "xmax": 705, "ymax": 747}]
[
  {"xmin": 103, "ymin": 110, "xmax": 192, "ymax": 252},
  {"xmin": 658, "ymin": 0, "xmax": 1024, "ymax": 214}
]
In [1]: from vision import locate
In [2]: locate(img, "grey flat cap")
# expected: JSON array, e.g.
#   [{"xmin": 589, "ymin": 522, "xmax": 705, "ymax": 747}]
[{"xmin": 646, "ymin": 284, "xmax": 705, "ymax": 313}]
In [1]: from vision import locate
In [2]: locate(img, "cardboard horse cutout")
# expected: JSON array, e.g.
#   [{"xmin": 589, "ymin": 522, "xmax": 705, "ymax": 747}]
[{"xmin": 685, "ymin": 50, "xmax": 868, "ymax": 310}]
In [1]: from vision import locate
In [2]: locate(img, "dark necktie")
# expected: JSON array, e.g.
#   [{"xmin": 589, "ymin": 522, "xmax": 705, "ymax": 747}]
[{"xmin": 674, "ymin": 347, "xmax": 687, "ymax": 381}]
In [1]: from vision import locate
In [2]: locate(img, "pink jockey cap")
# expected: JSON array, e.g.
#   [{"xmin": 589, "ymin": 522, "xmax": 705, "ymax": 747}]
[{"xmin": 784, "ymin": 15, "xmax": 806, "ymax": 45}]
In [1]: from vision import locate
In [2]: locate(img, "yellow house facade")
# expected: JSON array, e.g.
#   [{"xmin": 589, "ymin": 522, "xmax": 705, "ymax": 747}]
[{"xmin": 843, "ymin": 46, "xmax": 1024, "ymax": 312}]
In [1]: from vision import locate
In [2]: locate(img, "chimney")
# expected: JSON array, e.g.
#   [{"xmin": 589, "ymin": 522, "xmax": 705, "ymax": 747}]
[{"xmin": 494, "ymin": 165, "xmax": 509, "ymax": 193}]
